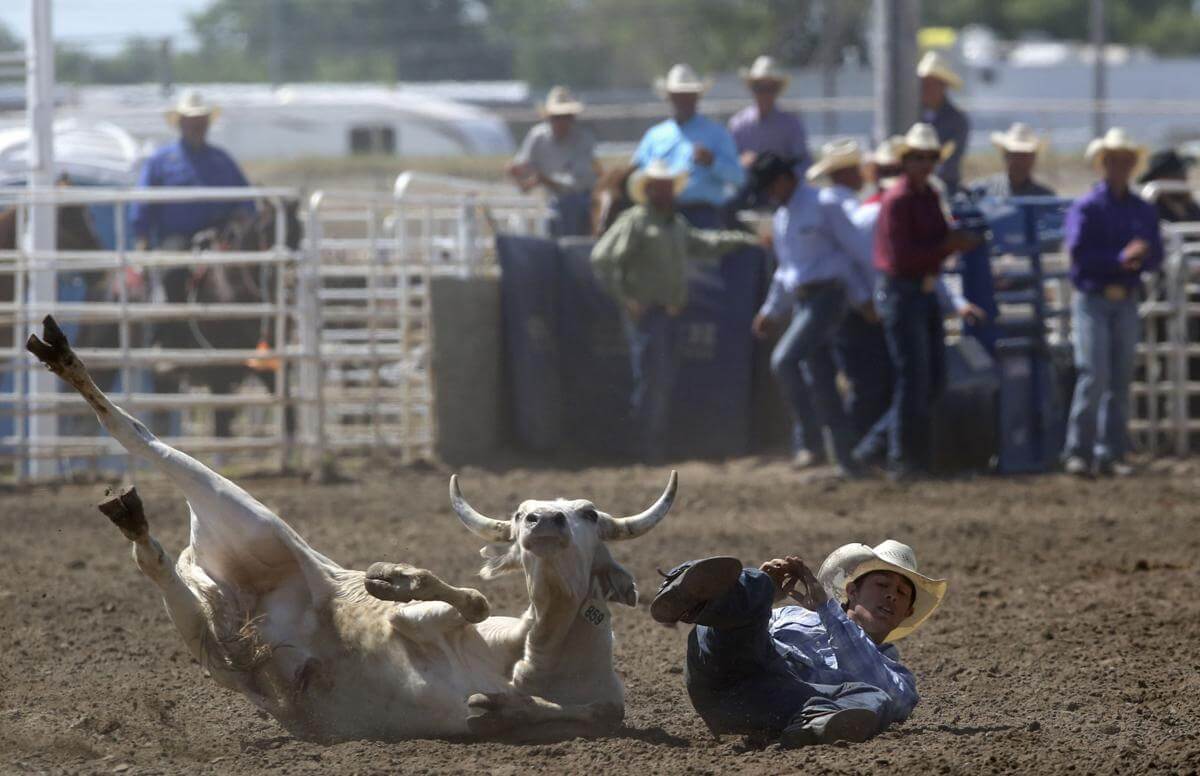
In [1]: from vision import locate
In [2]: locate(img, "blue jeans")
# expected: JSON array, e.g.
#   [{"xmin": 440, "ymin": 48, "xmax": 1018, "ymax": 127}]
[
  {"xmin": 623, "ymin": 307, "xmax": 683, "ymax": 461},
  {"xmin": 770, "ymin": 282, "xmax": 855, "ymax": 466},
  {"xmin": 835, "ymin": 308, "xmax": 895, "ymax": 443},
  {"xmin": 1065, "ymin": 291, "xmax": 1139, "ymax": 463},
  {"xmin": 685, "ymin": 568, "xmax": 891, "ymax": 737},
  {"xmin": 878, "ymin": 277, "xmax": 946, "ymax": 472},
  {"xmin": 549, "ymin": 190, "xmax": 592, "ymax": 237}
]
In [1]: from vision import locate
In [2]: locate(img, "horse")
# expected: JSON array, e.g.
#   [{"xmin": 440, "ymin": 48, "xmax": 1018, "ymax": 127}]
[{"xmin": 590, "ymin": 165, "xmax": 638, "ymax": 238}]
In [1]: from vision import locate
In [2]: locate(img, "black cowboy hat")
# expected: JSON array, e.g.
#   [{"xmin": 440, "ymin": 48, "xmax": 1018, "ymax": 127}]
[
  {"xmin": 1138, "ymin": 148, "xmax": 1195, "ymax": 184},
  {"xmin": 748, "ymin": 152, "xmax": 798, "ymax": 195}
]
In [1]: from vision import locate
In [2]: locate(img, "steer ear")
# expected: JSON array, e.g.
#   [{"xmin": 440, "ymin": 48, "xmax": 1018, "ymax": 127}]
[
  {"xmin": 479, "ymin": 542, "xmax": 521, "ymax": 580},
  {"xmin": 593, "ymin": 545, "xmax": 638, "ymax": 607}
]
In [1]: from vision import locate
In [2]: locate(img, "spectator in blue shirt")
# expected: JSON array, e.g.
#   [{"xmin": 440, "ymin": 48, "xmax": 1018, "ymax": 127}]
[
  {"xmin": 650, "ymin": 540, "xmax": 946, "ymax": 747},
  {"xmin": 1063, "ymin": 128, "xmax": 1164, "ymax": 478},
  {"xmin": 131, "ymin": 89, "xmax": 255, "ymax": 251},
  {"xmin": 632, "ymin": 64, "xmax": 745, "ymax": 228}
]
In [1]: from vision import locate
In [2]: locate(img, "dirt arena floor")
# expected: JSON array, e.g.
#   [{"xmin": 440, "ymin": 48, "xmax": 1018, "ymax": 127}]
[{"xmin": 2, "ymin": 456, "xmax": 1199, "ymax": 775}]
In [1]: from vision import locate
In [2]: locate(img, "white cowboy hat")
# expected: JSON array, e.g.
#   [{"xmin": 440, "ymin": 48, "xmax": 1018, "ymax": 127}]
[
  {"xmin": 166, "ymin": 89, "xmax": 220, "ymax": 125},
  {"xmin": 916, "ymin": 50, "xmax": 963, "ymax": 90},
  {"xmin": 867, "ymin": 135, "xmax": 905, "ymax": 167},
  {"xmin": 739, "ymin": 55, "xmax": 790, "ymax": 89},
  {"xmin": 1085, "ymin": 126, "xmax": 1148, "ymax": 169},
  {"xmin": 991, "ymin": 122, "xmax": 1044, "ymax": 154},
  {"xmin": 654, "ymin": 63, "xmax": 713, "ymax": 97},
  {"xmin": 628, "ymin": 159, "xmax": 689, "ymax": 204},
  {"xmin": 817, "ymin": 539, "xmax": 948, "ymax": 643},
  {"xmin": 896, "ymin": 122, "xmax": 956, "ymax": 161},
  {"xmin": 806, "ymin": 138, "xmax": 864, "ymax": 182},
  {"xmin": 540, "ymin": 85, "xmax": 585, "ymax": 117}
]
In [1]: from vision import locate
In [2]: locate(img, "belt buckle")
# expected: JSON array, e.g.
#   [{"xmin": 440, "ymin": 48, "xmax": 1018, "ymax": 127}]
[
  {"xmin": 1103, "ymin": 284, "xmax": 1128, "ymax": 302},
  {"xmin": 920, "ymin": 276, "xmax": 936, "ymax": 294}
]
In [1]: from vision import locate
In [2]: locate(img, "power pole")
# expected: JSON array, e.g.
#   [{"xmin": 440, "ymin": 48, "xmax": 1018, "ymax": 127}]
[
  {"xmin": 268, "ymin": 0, "xmax": 284, "ymax": 86},
  {"xmin": 1090, "ymin": 0, "xmax": 1106, "ymax": 137},
  {"xmin": 873, "ymin": 0, "xmax": 921, "ymax": 141},
  {"xmin": 158, "ymin": 36, "xmax": 173, "ymax": 96},
  {"xmin": 26, "ymin": 0, "xmax": 56, "ymax": 479}
]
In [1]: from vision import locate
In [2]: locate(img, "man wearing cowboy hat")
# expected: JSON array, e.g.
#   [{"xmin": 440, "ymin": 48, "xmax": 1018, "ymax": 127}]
[
  {"xmin": 802, "ymin": 139, "xmax": 897, "ymax": 451},
  {"xmin": 917, "ymin": 51, "xmax": 969, "ymax": 195},
  {"xmin": 1062, "ymin": 127, "xmax": 1163, "ymax": 478},
  {"xmin": 750, "ymin": 150, "xmax": 872, "ymax": 476},
  {"xmin": 131, "ymin": 89, "xmax": 254, "ymax": 252},
  {"xmin": 507, "ymin": 85, "xmax": 599, "ymax": 237},
  {"xmin": 726, "ymin": 56, "xmax": 811, "ymax": 217},
  {"xmin": 969, "ymin": 122, "xmax": 1056, "ymax": 200},
  {"xmin": 591, "ymin": 160, "xmax": 758, "ymax": 461},
  {"xmin": 649, "ymin": 541, "xmax": 946, "ymax": 746},
  {"xmin": 632, "ymin": 64, "xmax": 745, "ymax": 228},
  {"xmin": 874, "ymin": 123, "xmax": 982, "ymax": 480}
]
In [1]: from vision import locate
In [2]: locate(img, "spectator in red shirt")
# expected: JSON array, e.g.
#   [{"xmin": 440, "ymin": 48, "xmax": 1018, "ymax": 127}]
[{"xmin": 872, "ymin": 123, "xmax": 981, "ymax": 479}]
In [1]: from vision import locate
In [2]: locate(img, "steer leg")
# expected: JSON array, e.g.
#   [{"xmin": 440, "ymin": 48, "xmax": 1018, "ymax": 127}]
[
  {"xmin": 27, "ymin": 315, "xmax": 327, "ymax": 597},
  {"xmin": 465, "ymin": 692, "xmax": 623, "ymax": 740},
  {"xmin": 96, "ymin": 486, "xmax": 209, "ymax": 660},
  {"xmin": 364, "ymin": 561, "xmax": 490, "ymax": 624}
]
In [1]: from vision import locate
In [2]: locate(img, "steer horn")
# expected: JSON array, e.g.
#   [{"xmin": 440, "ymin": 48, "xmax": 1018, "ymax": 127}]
[
  {"xmin": 598, "ymin": 470, "xmax": 678, "ymax": 541},
  {"xmin": 449, "ymin": 475, "xmax": 513, "ymax": 542}
]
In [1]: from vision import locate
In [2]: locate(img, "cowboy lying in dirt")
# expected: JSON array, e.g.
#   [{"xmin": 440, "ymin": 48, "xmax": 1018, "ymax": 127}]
[{"xmin": 650, "ymin": 541, "xmax": 946, "ymax": 747}]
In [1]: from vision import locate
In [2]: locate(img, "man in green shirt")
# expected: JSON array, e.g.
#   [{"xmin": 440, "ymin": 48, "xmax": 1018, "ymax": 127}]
[{"xmin": 590, "ymin": 160, "xmax": 758, "ymax": 461}]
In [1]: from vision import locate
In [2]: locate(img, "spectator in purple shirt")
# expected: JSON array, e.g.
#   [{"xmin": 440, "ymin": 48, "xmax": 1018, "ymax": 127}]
[
  {"xmin": 726, "ymin": 56, "xmax": 810, "ymax": 220},
  {"xmin": 1063, "ymin": 128, "xmax": 1164, "ymax": 478}
]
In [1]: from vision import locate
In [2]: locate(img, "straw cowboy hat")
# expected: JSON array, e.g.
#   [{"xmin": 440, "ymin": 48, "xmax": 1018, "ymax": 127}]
[
  {"xmin": 991, "ymin": 122, "xmax": 1045, "ymax": 154},
  {"xmin": 655, "ymin": 63, "xmax": 713, "ymax": 97},
  {"xmin": 817, "ymin": 539, "xmax": 948, "ymax": 643},
  {"xmin": 628, "ymin": 159, "xmax": 689, "ymax": 204},
  {"xmin": 539, "ymin": 85, "xmax": 585, "ymax": 117},
  {"xmin": 896, "ymin": 122, "xmax": 956, "ymax": 161},
  {"xmin": 739, "ymin": 55, "xmax": 790, "ymax": 89},
  {"xmin": 166, "ymin": 89, "xmax": 220, "ymax": 126},
  {"xmin": 916, "ymin": 50, "xmax": 963, "ymax": 90},
  {"xmin": 867, "ymin": 135, "xmax": 904, "ymax": 167},
  {"xmin": 806, "ymin": 138, "xmax": 864, "ymax": 182},
  {"xmin": 1085, "ymin": 127, "xmax": 1148, "ymax": 169}
]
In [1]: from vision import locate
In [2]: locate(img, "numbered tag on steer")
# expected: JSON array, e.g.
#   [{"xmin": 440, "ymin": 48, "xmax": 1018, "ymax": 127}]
[{"xmin": 580, "ymin": 600, "xmax": 607, "ymax": 628}]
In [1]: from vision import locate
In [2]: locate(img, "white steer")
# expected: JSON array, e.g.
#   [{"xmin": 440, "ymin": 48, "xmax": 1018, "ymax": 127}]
[{"xmin": 26, "ymin": 316, "xmax": 675, "ymax": 743}]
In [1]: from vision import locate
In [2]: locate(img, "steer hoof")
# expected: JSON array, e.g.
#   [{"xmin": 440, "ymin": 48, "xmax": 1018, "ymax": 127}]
[
  {"xmin": 458, "ymin": 590, "xmax": 490, "ymax": 624},
  {"xmin": 97, "ymin": 485, "xmax": 149, "ymax": 543},
  {"xmin": 26, "ymin": 315, "xmax": 82, "ymax": 378},
  {"xmin": 465, "ymin": 693, "xmax": 513, "ymax": 736}
]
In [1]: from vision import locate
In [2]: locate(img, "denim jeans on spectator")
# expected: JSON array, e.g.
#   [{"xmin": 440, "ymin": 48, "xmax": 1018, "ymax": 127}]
[
  {"xmin": 685, "ymin": 568, "xmax": 891, "ymax": 737},
  {"xmin": 770, "ymin": 282, "xmax": 855, "ymax": 467},
  {"xmin": 877, "ymin": 277, "xmax": 946, "ymax": 473},
  {"xmin": 623, "ymin": 306, "xmax": 683, "ymax": 461},
  {"xmin": 1065, "ymin": 291, "xmax": 1139, "ymax": 464},
  {"xmin": 548, "ymin": 190, "xmax": 593, "ymax": 237},
  {"xmin": 835, "ymin": 308, "xmax": 895, "ymax": 443}
]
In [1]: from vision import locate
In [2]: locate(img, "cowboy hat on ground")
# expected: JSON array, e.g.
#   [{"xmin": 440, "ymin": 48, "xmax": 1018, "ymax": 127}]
[
  {"xmin": 991, "ymin": 122, "xmax": 1045, "ymax": 154},
  {"xmin": 166, "ymin": 89, "xmax": 220, "ymax": 126},
  {"xmin": 896, "ymin": 122, "xmax": 956, "ymax": 162},
  {"xmin": 739, "ymin": 55, "xmax": 790, "ymax": 89},
  {"xmin": 806, "ymin": 138, "xmax": 864, "ymax": 182},
  {"xmin": 1085, "ymin": 127, "xmax": 1148, "ymax": 169},
  {"xmin": 817, "ymin": 539, "xmax": 947, "ymax": 642},
  {"xmin": 916, "ymin": 50, "xmax": 963, "ymax": 90},
  {"xmin": 628, "ymin": 159, "xmax": 689, "ymax": 204},
  {"xmin": 655, "ymin": 63, "xmax": 713, "ymax": 97},
  {"xmin": 540, "ymin": 85, "xmax": 585, "ymax": 117}
]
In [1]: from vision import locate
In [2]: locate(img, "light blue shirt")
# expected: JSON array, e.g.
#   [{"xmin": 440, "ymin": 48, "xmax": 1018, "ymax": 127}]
[
  {"xmin": 760, "ymin": 183, "xmax": 874, "ymax": 319},
  {"xmin": 769, "ymin": 600, "xmax": 919, "ymax": 725},
  {"xmin": 632, "ymin": 115, "xmax": 745, "ymax": 207}
]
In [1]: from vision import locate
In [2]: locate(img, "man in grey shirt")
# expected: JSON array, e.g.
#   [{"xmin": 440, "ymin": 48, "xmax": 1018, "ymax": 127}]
[
  {"xmin": 508, "ymin": 85, "xmax": 600, "ymax": 236},
  {"xmin": 969, "ymin": 122, "xmax": 1056, "ymax": 199}
]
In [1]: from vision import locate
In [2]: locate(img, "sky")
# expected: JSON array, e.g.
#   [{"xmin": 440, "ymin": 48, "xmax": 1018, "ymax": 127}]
[{"xmin": 0, "ymin": 0, "xmax": 212, "ymax": 53}]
